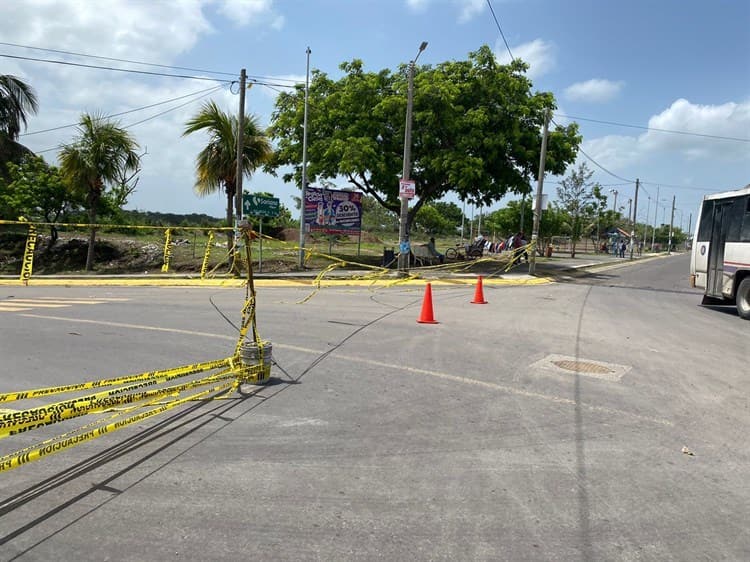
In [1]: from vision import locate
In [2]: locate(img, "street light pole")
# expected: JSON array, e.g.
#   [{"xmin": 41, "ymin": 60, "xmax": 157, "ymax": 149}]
[
  {"xmin": 298, "ymin": 47, "xmax": 311, "ymax": 268},
  {"xmin": 398, "ymin": 41, "xmax": 428, "ymax": 272},
  {"xmin": 529, "ymin": 108, "xmax": 550, "ymax": 275}
]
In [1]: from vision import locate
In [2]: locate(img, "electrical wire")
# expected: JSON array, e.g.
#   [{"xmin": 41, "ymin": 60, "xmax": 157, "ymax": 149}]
[
  {"xmin": 34, "ymin": 86, "xmax": 222, "ymax": 154},
  {"xmin": 556, "ymin": 112, "xmax": 750, "ymax": 143},
  {"xmin": 0, "ymin": 40, "xmax": 238, "ymax": 77},
  {"xmin": 485, "ymin": 0, "xmax": 514, "ymax": 62},
  {"xmin": 0, "ymin": 53, "xmax": 233, "ymax": 83},
  {"xmin": 551, "ymin": 116, "xmax": 635, "ymax": 184},
  {"xmin": 21, "ymin": 85, "xmax": 225, "ymax": 137}
]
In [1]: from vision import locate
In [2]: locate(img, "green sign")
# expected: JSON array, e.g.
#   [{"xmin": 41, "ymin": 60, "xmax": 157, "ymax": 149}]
[{"xmin": 243, "ymin": 193, "xmax": 280, "ymax": 218}]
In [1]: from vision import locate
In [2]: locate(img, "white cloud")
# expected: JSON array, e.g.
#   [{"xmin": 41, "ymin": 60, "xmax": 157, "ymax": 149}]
[
  {"xmin": 457, "ymin": 0, "xmax": 486, "ymax": 23},
  {"xmin": 575, "ymin": 99, "xmax": 750, "ymax": 186},
  {"xmin": 564, "ymin": 79, "xmax": 624, "ymax": 103},
  {"xmin": 216, "ymin": 0, "xmax": 284, "ymax": 28},
  {"xmin": 406, "ymin": 0, "xmax": 430, "ymax": 10},
  {"xmin": 405, "ymin": 0, "xmax": 485, "ymax": 22},
  {"xmin": 641, "ymin": 98, "xmax": 750, "ymax": 159},
  {"xmin": 495, "ymin": 38, "xmax": 556, "ymax": 79},
  {"xmin": 1, "ymin": 0, "xmax": 286, "ymax": 215}
]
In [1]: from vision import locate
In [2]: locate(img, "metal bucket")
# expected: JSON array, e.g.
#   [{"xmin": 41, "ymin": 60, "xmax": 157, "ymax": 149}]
[{"xmin": 238, "ymin": 339, "xmax": 272, "ymax": 385}]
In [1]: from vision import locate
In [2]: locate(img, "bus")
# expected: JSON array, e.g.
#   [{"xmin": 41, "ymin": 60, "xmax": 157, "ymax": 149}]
[{"xmin": 689, "ymin": 184, "xmax": 750, "ymax": 319}]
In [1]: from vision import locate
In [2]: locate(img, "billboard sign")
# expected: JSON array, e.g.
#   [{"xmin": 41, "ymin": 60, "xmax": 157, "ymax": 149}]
[{"xmin": 304, "ymin": 187, "xmax": 362, "ymax": 236}]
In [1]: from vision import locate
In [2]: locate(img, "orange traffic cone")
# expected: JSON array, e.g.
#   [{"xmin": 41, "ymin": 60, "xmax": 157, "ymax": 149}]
[
  {"xmin": 417, "ymin": 283, "xmax": 439, "ymax": 324},
  {"xmin": 471, "ymin": 275, "xmax": 488, "ymax": 304}
]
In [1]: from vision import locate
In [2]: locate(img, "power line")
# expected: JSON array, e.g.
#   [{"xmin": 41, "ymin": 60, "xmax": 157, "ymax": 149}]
[
  {"xmin": 2, "ymin": 41, "xmax": 302, "ymax": 86},
  {"xmin": 0, "ymin": 41, "xmax": 237, "ymax": 77},
  {"xmin": 124, "ymin": 88, "xmax": 222, "ymax": 128},
  {"xmin": 21, "ymin": 85, "xmax": 225, "ymax": 137},
  {"xmin": 485, "ymin": 0, "xmax": 514, "ymax": 62},
  {"xmin": 0, "ymin": 53, "xmax": 233, "ymax": 83},
  {"xmin": 550, "ymin": 116, "xmax": 635, "ymax": 184},
  {"xmin": 556, "ymin": 112, "xmax": 750, "ymax": 143},
  {"xmin": 34, "ymin": 87, "xmax": 223, "ymax": 154}
]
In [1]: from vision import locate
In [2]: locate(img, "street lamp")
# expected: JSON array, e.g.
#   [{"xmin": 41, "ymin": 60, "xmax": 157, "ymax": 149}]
[{"xmin": 397, "ymin": 41, "xmax": 428, "ymax": 272}]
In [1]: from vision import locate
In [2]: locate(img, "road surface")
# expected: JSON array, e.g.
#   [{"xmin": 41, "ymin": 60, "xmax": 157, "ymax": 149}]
[{"xmin": 1, "ymin": 254, "xmax": 747, "ymax": 561}]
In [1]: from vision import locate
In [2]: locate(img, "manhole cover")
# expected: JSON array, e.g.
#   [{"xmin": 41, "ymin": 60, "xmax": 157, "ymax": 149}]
[
  {"xmin": 551, "ymin": 360, "xmax": 614, "ymax": 374},
  {"xmin": 529, "ymin": 354, "xmax": 630, "ymax": 382}
]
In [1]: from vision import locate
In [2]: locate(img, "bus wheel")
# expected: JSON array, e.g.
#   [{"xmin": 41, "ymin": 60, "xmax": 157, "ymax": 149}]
[{"xmin": 737, "ymin": 277, "xmax": 750, "ymax": 320}]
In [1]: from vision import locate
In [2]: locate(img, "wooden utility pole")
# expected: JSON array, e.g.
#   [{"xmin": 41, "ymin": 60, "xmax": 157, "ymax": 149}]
[
  {"xmin": 235, "ymin": 69, "xmax": 246, "ymax": 225},
  {"xmin": 629, "ymin": 178, "xmax": 639, "ymax": 260}
]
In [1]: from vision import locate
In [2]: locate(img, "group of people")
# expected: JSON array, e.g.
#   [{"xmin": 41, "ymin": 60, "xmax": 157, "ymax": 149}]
[{"xmin": 473, "ymin": 231, "xmax": 529, "ymax": 263}]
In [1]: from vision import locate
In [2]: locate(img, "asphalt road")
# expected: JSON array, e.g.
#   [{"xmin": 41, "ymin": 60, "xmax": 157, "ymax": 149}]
[{"xmin": 1, "ymin": 254, "xmax": 748, "ymax": 561}]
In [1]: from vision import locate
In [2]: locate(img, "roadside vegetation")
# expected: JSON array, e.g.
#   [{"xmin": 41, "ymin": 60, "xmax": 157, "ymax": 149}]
[{"xmin": 0, "ymin": 50, "xmax": 689, "ymax": 275}]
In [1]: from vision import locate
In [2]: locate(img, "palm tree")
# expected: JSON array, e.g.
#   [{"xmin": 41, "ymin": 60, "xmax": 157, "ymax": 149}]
[
  {"xmin": 59, "ymin": 114, "xmax": 140, "ymax": 271},
  {"xmin": 0, "ymin": 75, "xmax": 39, "ymax": 178},
  {"xmin": 183, "ymin": 101, "xmax": 272, "ymax": 255}
]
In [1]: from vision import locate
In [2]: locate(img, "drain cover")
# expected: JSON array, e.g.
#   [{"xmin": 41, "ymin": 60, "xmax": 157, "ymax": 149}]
[
  {"xmin": 552, "ymin": 360, "xmax": 614, "ymax": 374},
  {"xmin": 529, "ymin": 354, "xmax": 630, "ymax": 382}
]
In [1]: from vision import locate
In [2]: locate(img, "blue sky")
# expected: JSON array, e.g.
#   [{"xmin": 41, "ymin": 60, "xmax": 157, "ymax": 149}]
[{"xmin": 2, "ymin": 0, "xmax": 749, "ymax": 233}]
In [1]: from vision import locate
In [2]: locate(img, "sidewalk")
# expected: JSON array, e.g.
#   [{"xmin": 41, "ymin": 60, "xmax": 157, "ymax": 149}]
[{"xmin": 0, "ymin": 251, "xmax": 672, "ymax": 287}]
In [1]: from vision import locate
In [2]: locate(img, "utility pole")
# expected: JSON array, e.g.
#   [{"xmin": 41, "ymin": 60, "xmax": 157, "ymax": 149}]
[
  {"xmin": 235, "ymin": 69, "xmax": 246, "ymax": 225},
  {"xmin": 651, "ymin": 185, "xmax": 659, "ymax": 250},
  {"xmin": 627, "ymin": 198, "xmax": 633, "ymax": 225},
  {"xmin": 668, "ymin": 195, "xmax": 676, "ymax": 254},
  {"xmin": 397, "ymin": 41, "xmax": 428, "ymax": 272},
  {"xmin": 298, "ymin": 48, "xmax": 311, "ymax": 268},
  {"xmin": 688, "ymin": 212, "xmax": 692, "ymax": 239},
  {"xmin": 529, "ymin": 108, "xmax": 550, "ymax": 275},
  {"xmin": 629, "ymin": 179, "xmax": 639, "ymax": 260},
  {"xmin": 611, "ymin": 189, "xmax": 619, "ymax": 214}
]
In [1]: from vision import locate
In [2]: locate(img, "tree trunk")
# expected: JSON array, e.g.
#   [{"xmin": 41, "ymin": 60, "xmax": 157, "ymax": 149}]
[{"xmin": 85, "ymin": 187, "xmax": 99, "ymax": 271}]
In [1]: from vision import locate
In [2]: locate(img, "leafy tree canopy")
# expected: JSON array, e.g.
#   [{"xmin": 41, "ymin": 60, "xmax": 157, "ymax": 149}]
[{"xmin": 268, "ymin": 45, "xmax": 580, "ymax": 226}]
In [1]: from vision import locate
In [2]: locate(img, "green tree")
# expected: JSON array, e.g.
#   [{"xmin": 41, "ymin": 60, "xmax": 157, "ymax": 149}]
[
  {"xmin": 59, "ymin": 113, "xmax": 140, "ymax": 270},
  {"xmin": 183, "ymin": 101, "xmax": 272, "ymax": 255},
  {"xmin": 431, "ymin": 201, "xmax": 465, "ymax": 230},
  {"xmin": 268, "ymin": 45, "xmax": 580, "ymax": 233},
  {"xmin": 361, "ymin": 194, "xmax": 398, "ymax": 233},
  {"xmin": 556, "ymin": 162, "xmax": 599, "ymax": 257},
  {"xmin": 414, "ymin": 204, "xmax": 453, "ymax": 235},
  {"xmin": 2, "ymin": 155, "xmax": 79, "ymax": 244},
  {"xmin": 0, "ymin": 75, "xmax": 39, "ymax": 179}
]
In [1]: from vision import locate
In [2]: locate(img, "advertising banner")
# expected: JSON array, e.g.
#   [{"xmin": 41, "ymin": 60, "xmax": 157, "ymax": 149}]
[{"xmin": 304, "ymin": 187, "xmax": 362, "ymax": 236}]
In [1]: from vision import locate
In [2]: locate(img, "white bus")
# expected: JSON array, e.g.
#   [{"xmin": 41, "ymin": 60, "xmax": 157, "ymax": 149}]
[{"xmin": 689, "ymin": 184, "xmax": 750, "ymax": 319}]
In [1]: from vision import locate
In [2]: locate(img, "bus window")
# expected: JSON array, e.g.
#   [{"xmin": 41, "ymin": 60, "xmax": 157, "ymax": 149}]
[
  {"xmin": 725, "ymin": 197, "xmax": 745, "ymax": 242},
  {"xmin": 742, "ymin": 197, "xmax": 750, "ymax": 242},
  {"xmin": 697, "ymin": 200, "xmax": 713, "ymax": 241}
]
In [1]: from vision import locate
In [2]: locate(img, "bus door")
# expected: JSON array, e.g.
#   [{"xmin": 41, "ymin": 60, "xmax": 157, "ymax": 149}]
[{"xmin": 706, "ymin": 202, "xmax": 730, "ymax": 297}]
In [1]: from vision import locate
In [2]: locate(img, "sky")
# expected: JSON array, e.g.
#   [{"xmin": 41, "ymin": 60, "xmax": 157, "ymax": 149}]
[{"xmin": 2, "ymin": 0, "xmax": 749, "ymax": 233}]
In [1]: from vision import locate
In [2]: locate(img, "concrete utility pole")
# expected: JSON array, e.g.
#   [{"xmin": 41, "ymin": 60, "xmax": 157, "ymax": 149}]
[
  {"xmin": 611, "ymin": 189, "xmax": 619, "ymax": 214},
  {"xmin": 668, "ymin": 195, "xmax": 676, "ymax": 254},
  {"xmin": 651, "ymin": 185, "xmax": 659, "ymax": 250},
  {"xmin": 398, "ymin": 41, "xmax": 428, "ymax": 272},
  {"xmin": 235, "ymin": 69, "xmax": 246, "ymax": 226},
  {"xmin": 529, "ymin": 108, "xmax": 550, "ymax": 275},
  {"xmin": 629, "ymin": 178, "xmax": 639, "ymax": 260},
  {"xmin": 298, "ymin": 47, "xmax": 311, "ymax": 268}
]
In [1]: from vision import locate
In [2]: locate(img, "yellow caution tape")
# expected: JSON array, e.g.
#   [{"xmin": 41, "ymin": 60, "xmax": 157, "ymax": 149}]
[
  {"xmin": 0, "ymin": 219, "xmax": 234, "ymax": 231},
  {"xmin": 0, "ymin": 379, "xmax": 235, "ymax": 473},
  {"xmin": 20, "ymin": 224, "xmax": 37, "ymax": 285},
  {"xmin": 161, "ymin": 228, "xmax": 173, "ymax": 273},
  {"xmin": 0, "ymin": 364, "xmax": 235, "ymax": 438},
  {"xmin": 200, "ymin": 230, "xmax": 215, "ymax": 279},
  {"xmin": 0, "ymin": 358, "xmax": 231, "ymax": 404}
]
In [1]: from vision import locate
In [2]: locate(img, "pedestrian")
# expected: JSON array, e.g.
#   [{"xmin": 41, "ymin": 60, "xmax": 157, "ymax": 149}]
[{"xmin": 620, "ymin": 240, "xmax": 627, "ymax": 258}]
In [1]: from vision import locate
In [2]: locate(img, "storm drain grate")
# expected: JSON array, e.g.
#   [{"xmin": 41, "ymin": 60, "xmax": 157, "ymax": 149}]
[
  {"xmin": 529, "ymin": 354, "xmax": 631, "ymax": 382},
  {"xmin": 551, "ymin": 360, "xmax": 614, "ymax": 374}
]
